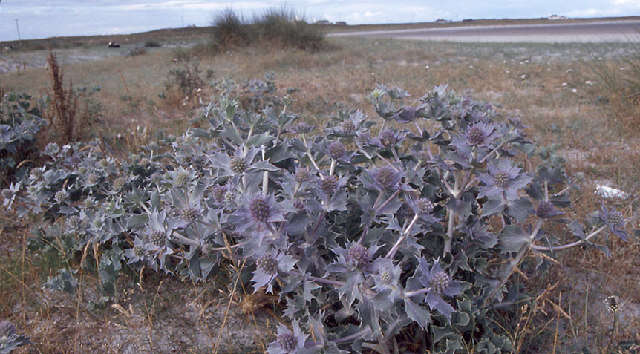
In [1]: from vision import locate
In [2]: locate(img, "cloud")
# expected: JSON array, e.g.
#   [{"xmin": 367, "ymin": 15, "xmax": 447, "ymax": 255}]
[{"xmin": 612, "ymin": 0, "xmax": 640, "ymax": 5}]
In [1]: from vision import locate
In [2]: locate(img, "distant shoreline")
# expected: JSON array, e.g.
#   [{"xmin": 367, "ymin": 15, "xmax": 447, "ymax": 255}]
[{"xmin": 1, "ymin": 15, "xmax": 639, "ymax": 45}]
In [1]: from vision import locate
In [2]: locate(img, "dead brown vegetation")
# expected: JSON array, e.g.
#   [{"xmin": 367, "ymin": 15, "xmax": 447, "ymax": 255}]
[{"xmin": 46, "ymin": 51, "xmax": 78, "ymax": 144}]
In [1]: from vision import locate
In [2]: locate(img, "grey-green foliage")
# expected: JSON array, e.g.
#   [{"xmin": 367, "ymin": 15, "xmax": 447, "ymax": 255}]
[
  {"xmin": 0, "ymin": 321, "xmax": 30, "ymax": 354},
  {"xmin": 3, "ymin": 77, "xmax": 634, "ymax": 353},
  {"xmin": 0, "ymin": 92, "xmax": 47, "ymax": 186}
]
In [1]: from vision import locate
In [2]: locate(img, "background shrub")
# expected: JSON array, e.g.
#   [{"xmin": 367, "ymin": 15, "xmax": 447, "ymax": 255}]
[
  {"xmin": 211, "ymin": 8, "xmax": 249, "ymax": 49},
  {"xmin": 210, "ymin": 7, "xmax": 325, "ymax": 52},
  {"xmin": 143, "ymin": 40, "xmax": 162, "ymax": 48},
  {"xmin": 253, "ymin": 7, "xmax": 325, "ymax": 51}
]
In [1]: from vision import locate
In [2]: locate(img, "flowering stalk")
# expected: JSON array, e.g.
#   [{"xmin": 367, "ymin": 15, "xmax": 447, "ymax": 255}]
[
  {"xmin": 261, "ymin": 145, "xmax": 268, "ymax": 196},
  {"xmin": 302, "ymin": 134, "xmax": 323, "ymax": 179},
  {"xmin": 444, "ymin": 174, "xmax": 460, "ymax": 255},
  {"xmin": 403, "ymin": 286, "xmax": 433, "ymax": 298}
]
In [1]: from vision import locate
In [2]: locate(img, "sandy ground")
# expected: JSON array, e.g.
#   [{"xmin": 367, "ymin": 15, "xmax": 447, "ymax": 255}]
[{"xmin": 330, "ymin": 20, "xmax": 640, "ymax": 43}]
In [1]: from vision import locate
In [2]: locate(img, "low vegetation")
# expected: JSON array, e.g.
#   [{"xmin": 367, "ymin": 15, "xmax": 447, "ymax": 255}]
[{"xmin": 0, "ymin": 21, "xmax": 639, "ymax": 352}]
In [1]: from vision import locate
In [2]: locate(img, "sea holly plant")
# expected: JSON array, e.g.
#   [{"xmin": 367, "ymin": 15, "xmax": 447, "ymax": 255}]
[{"xmin": 2, "ymin": 80, "xmax": 636, "ymax": 353}]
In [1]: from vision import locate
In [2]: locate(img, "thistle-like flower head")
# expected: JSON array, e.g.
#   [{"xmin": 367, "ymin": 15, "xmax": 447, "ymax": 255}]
[
  {"xmin": 415, "ymin": 259, "xmax": 465, "ymax": 321},
  {"xmin": 478, "ymin": 159, "xmax": 531, "ymax": 201},
  {"xmin": 327, "ymin": 140, "xmax": 347, "ymax": 160},
  {"xmin": 599, "ymin": 202, "xmax": 628, "ymax": 241},
  {"xmin": 232, "ymin": 193, "xmax": 285, "ymax": 235},
  {"xmin": 267, "ymin": 321, "xmax": 307, "ymax": 354},
  {"xmin": 230, "ymin": 157, "xmax": 247, "ymax": 174},
  {"xmin": 251, "ymin": 249, "xmax": 296, "ymax": 293},
  {"xmin": 213, "ymin": 185, "xmax": 227, "ymax": 203},
  {"xmin": 465, "ymin": 122, "xmax": 495, "ymax": 147},
  {"xmin": 341, "ymin": 119, "xmax": 356, "ymax": 135},
  {"xmin": 347, "ymin": 243, "xmax": 370, "ymax": 268},
  {"xmin": 378, "ymin": 129, "xmax": 401, "ymax": 148},
  {"xmin": 369, "ymin": 166, "xmax": 402, "ymax": 193},
  {"xmin": 54, "ymin": 189, "xmax": 69, "ymax": 204},
  {"xmin": 319, "ymin": 175, "xmax": 339, "ymax": 197}
]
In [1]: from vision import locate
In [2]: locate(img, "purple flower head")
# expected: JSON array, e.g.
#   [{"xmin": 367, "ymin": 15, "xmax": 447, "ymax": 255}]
[
  {"xmin": 331, "ymin": 242, "xmax": 380, "ymax": 272},
  {"xmin": 230, "ymin": 157, "xmax": 247, "ymax": 174},
  {"xmin": 145, "ymin": 210, "xmax": 172, "ymax": 247},
  {"xmin": 212, "ymin": 147, "xmax": 259, "ymax": 177},
  {"xmin": 465, "ymin": 122, "xmax": 495, "ymax": 147},
  {"xmin": 599, "ymin": 202, "xmax": 628, "ymax": 241},
  {"xmin": 125, "ymin": 237, "xmax": 150, "ymax": 265},
  {"xmin": 140, "ymin": 211, "xmax": 175, "ymax": 271},
  {"xmin": 341, "ymin": 120, "xmax": 357, "ymax": 135},
  {"xmin": 478, "ymin": 159, "xmax": 532, "ymax": 200},
  {"xmin": 347, "ymin": 243, "xmax": 370, "ymax": 268},
  {"xmin": 372, "ymin": 258, "xmax": 403, "ymax": 299},
  {"xmin": 232, "ymin": 193, "xmax": 285, "ymax": 235},
  {"xmin": 319, "ymin": 175, "xmax": 339, "ymax": 197},
  {"xmin": 417, "ymin": 259, "xmax": 465, "ymax": 321},
  {"xmin": 252, "ymin": 250, "xmax": 296, "ymax": 293},
  {"xmin": 169, "ymin": 167, "xmax": 195, "ymax": 187},
  {"xmin": 267, "ymin": 321, "xmax": 307, "ymax": 354},
  {"xmin": 212, "ymin": 185, "xmax": 227, "ymax": 204},
  {"xmin": 377, "ymin": 129, "xmax": 405, "ymax": 148},
  {"xmin": 327, "ymin": 140, "xmax": 347, "ymax": 161},
  {"xmin": 406, "ymin": 196, "xmax": 439, "ymax": 221},
  {"xmin": 369, "ymin": 166, "xmax": 403, "ymax": 193}
]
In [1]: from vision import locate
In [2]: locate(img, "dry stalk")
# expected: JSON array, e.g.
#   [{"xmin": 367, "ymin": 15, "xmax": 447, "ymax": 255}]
[{"xmin": 47, "ymin": 51, "xmax": 78, "ymax": 144}]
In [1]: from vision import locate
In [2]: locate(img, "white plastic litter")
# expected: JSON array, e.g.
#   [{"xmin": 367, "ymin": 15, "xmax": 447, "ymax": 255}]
[{"xmin": 595, "ymin": 185, "xmax": 628, "ymax": 200}]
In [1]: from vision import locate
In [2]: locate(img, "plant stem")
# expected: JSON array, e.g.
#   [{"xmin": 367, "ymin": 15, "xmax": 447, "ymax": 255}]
[
  {"xmin": 404, "ymin": 286, "xmax": 433, "ymax": 298},
  {"xmin": 302, "ymin": 135, "xmax": 323, "ymax": 178},
  {"xmin": 330, "ymin": 159, "xmax": 336, "ymax": 176},
  {"xmin": 334, "ymin": 328, "xmax": 372, "ymax": 344},
  {"xmin": 531, "ymin": 225, "xmax": 607, "ymax": 251},
  {"xmin": 484, "ymin": 220, "xmax": 543, "ymax": 306},
  {"xmin": 444, "ymin": 174, "xmax": 460, "ymax": 255},
  {"xmin": 260, "ymin": 145, "xmax": 269, "ymax": 196},
  {"xmin": 386, "ymin": 213, "xmax": 419, "ymax": 259},
  {"xmin": 375, "ymin": 189, "xmax": 400, "ymax": 213},
  {"xmin": 480, "ymin": 141, "xmax": 506, "ymax": 163}
]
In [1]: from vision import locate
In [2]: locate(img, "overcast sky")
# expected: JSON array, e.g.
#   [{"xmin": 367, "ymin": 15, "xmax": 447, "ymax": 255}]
[{"xmin": 1, "ymin": 0, "xmax": 640, "ymax": 41}]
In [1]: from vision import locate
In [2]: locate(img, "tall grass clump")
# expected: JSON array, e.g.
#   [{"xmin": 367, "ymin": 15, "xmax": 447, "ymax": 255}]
[
  {"xmin": 253, "ymin": 7, "xmax": 325, "ymax": 51},
  {"xmin": 211, "ymin": 8, "xmax": 249, "ymax": 49},
  {"xmin": 210, "ymin": 7, "xmax": 325, "ymax": 52}
]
